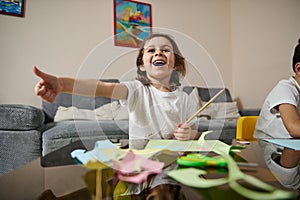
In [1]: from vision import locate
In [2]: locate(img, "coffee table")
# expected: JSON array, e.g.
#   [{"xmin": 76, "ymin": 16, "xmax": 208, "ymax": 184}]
[
  {"xmin": 0, "ymin": 139, "xmax": 91, "ymax": 200},
  {"xmin": 0, "ymin": 139, "xmax": 298, "ymax": 200}
]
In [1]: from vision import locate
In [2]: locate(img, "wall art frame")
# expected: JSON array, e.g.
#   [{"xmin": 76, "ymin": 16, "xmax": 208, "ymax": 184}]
[
  {"xmin": 114, "ymin": 0, "xmax": 152, "ymax": 48},
  {"xmin": 0, "ymin": 0, "xmax": 25, "ymax": 17}
]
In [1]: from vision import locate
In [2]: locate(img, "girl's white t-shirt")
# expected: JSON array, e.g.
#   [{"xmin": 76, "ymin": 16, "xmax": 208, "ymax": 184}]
[
  {"xmin": 254, "ymin": 77, "xmax": 300, "ymax": 139},
  {"xmin": 121, "ymin": 80, "xmax": 198, "ymax": 147}
]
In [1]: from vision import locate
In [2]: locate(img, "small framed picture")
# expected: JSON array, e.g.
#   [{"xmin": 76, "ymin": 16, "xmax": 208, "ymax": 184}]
[
  {"xmin": 114, "ymin": 0, "xmax": 152, "ymax": 48},
  {"xmin": 0, "ymin": 0, "xmax": 25, "ymax": 17}
]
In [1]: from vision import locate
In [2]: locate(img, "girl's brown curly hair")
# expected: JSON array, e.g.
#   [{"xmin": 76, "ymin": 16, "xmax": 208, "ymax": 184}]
[{"xmin": 136, "ymin": 33, "xmax": 186, "ymax": 90}]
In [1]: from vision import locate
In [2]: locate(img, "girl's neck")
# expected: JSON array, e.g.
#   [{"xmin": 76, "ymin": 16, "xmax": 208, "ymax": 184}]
[{"xmin": 151, "ymin": 82, "xmax": 172, "ymax": 92}]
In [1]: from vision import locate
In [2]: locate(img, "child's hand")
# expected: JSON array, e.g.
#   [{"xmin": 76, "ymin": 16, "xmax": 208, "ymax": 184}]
[
  {"xmin": 174, "ymin": 123, "xmax": 194, "ymax": 141},
  {"xmin": 33, "ymin": 66, "xmax": 63, "ymax": 103}
]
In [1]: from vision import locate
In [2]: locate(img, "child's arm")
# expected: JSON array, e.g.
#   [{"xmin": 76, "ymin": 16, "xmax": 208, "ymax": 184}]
[
  {"xmin": 279, "ymin": 148, "xmax": 300, "ymax": 168},
  {"xmin": 278, "ymin": 103, "xmax": 300, "ymax": 138},
  {"xmin": 278, "ymin": 103, "xmax": 300, "ymax": 169},
  {"xmin": 33, "ymin": 66, "xmax": 128, "ymax": 103},
  {"xmin": 174, "ymin": 123, "xmax": 199, "ymax": 140}
]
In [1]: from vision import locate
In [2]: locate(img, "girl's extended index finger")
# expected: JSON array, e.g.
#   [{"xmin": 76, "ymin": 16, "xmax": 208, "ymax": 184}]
[{"xmin": 33, "ymin": 66, "xmax": 48, "ymax": 79}]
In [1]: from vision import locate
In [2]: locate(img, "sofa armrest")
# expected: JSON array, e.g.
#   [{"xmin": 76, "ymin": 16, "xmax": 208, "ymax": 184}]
[
  {"xmin": 239, "ymin": 109, "xmax": 260, "ymax": 116},
  {"xmin": 0, "ymin": 104, "xmax": 44, "ymax": 130}
]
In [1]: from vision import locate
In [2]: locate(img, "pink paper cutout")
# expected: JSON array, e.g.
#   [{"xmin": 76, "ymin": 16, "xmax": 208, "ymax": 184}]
[{"xmin": 112, "ymin": 150, "xmax": 164, "ymax": 183}]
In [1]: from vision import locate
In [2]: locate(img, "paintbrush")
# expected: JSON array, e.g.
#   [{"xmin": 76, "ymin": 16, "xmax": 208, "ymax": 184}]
[{"xmin": 183, "ymin": 88, "xmax": 225, "ymax": 124}]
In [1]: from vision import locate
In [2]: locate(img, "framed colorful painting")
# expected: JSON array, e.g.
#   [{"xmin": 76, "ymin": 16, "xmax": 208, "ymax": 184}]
[
  {"xmin": 0, "ymin": 0, "xmax": 25, "ymax": 17},
  {"xmin": 114, "ymin": 0, "xmax": 152, "ymax": 48}
]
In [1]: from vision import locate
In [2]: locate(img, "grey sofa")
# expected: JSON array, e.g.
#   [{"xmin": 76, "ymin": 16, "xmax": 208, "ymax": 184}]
[
  {"xmin": 0, "ymin": 84, "xmax": 259, "ymax": 175},
  {"xmin": 0, "ymin": 104, "xmax": 44, "ymax": 175}
]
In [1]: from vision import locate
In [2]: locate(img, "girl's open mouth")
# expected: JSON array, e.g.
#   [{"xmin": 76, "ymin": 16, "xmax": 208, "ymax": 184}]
[{"xmin": 153, "ymin": 60, "xmax": 166, "ymax": 66}]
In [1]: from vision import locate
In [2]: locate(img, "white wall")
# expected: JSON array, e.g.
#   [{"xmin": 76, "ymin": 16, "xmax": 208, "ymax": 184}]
[
  {"xmin": 0, "ymin": 0, "xmax": 299, "ymax": 109},
  {"xmin": 231, "ymin": 0, "xmax": 300, "ymax": 109},
  {"xmin": 0, "ymin": 0, "xmax": 113, "ymax": 106}
]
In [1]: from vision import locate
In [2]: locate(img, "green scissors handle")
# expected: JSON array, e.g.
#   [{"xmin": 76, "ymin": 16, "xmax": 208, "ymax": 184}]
[{"xmin": 177, "ymin": 154, "xmax": 227, "ymax": 168}]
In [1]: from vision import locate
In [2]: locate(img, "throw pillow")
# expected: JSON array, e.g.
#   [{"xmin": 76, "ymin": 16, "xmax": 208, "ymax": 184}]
[
  {"xmin": 198, "ymin": 102, "xmax": 240, "ymax": 119},
  {"xmin": 54, "ymin": 106, "xmax": 99, "ymax": 122},
  {"xmin": 54, "ymin": 101, "xmax": 129, "ymax": 122},
  {"xmin": 54, "ymin": 102, "xmax": 115, "ymax": 121},
  {"xmin": 94, "ymin": 101, "xmax": 118, "ymax": 120}
]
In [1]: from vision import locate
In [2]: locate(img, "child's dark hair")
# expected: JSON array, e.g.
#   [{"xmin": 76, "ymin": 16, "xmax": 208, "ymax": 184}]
[
  {"xmin": 136, "ymin": 33, "xmax": 186, "ymax": 90},
  {"xmin": 292, "ymin": 38, "xmax": 300, "ymax": 72}
]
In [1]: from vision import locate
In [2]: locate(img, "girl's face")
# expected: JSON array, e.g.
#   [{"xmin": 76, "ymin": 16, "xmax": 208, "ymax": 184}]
[{"xmin": 140, "ymin": 37, "xmax": 176, "ymax": 83}]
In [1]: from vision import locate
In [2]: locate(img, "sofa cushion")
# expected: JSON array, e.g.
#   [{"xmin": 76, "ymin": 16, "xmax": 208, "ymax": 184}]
[
  {"xmin": 197, "ymin": 119, "xmax": 238, "ymax": 144},
  {"xmin": 198, "ymin": 102, "xmax": 241, "ymax": 119},
  {"xmin": 202, "ymin": 129, "xmax": 236, "ymax": 145},
  {"xmin": 53, "ymin": 101, "xmax": 129, "ymax": 122},
  {"xmin": 0, "ymin": 129, "xmax": 41, "ymax": 175},
  {"xmin": 42, "ymin": 79, "xmax": 120, "ymax": 122},
  {"xmin": 54, "ymin": 104, "xmax": 114, "ymax": 121},
  {"xmin": 42, "ymin": 120, "xmax": 129, "ymax": 155},
  {"xmin": 0, "ymin": 104, "xmax": 44, "ymax": 131},
  {"xmin": 197, "ymin": 118, "xmax": 238, "ymax": 132}
]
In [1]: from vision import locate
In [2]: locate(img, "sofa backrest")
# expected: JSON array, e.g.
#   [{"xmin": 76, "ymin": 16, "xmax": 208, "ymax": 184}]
[
  {"xmin": 42, "ymin": 79, "xmax": 120, "ymax": 122},
  {"xmin": 183, "ymin": 87, "xmax": 232, "ymax": 102}
]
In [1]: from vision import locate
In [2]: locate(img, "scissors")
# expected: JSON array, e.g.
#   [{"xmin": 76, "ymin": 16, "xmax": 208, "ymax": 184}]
[
  {"xmin": 177, "ymin": 153, "xmax": 227, "ymax": 168},
  {"xmin": 177, "ymin": 151, "xmax": 257, "ymax": 169}
]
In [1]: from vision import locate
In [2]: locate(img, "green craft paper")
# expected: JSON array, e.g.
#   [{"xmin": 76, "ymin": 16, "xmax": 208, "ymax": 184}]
[
  {"xmin": 145, "ymin": 139, "xmax": 200, "ymax": 151},
  {"xmin": 197, "ymin": 131, "xmax": 231, "ymax": 154},
  {"xmin": 222, "ymin": 152, "xmax": 293, "ymax": 199},
  {"xmin": 167, "ymin": 131, "xmax": 294, "ymax": 199},
  {"xmin": 167, "ymin": 168, "xmax": 229, "ymax": 188},
  {"xmin": 145, "ymin": 131, "xmax": 233, "ymax": 153}
]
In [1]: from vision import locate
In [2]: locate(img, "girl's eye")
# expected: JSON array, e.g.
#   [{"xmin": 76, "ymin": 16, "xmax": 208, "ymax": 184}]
[
  {"xmin": 146, "ymin": 48, "xmax": 155, "ymax": 53},
  {"xmin": 145, "ymin": 48, "xmax": 171, "ymax": 53}
]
